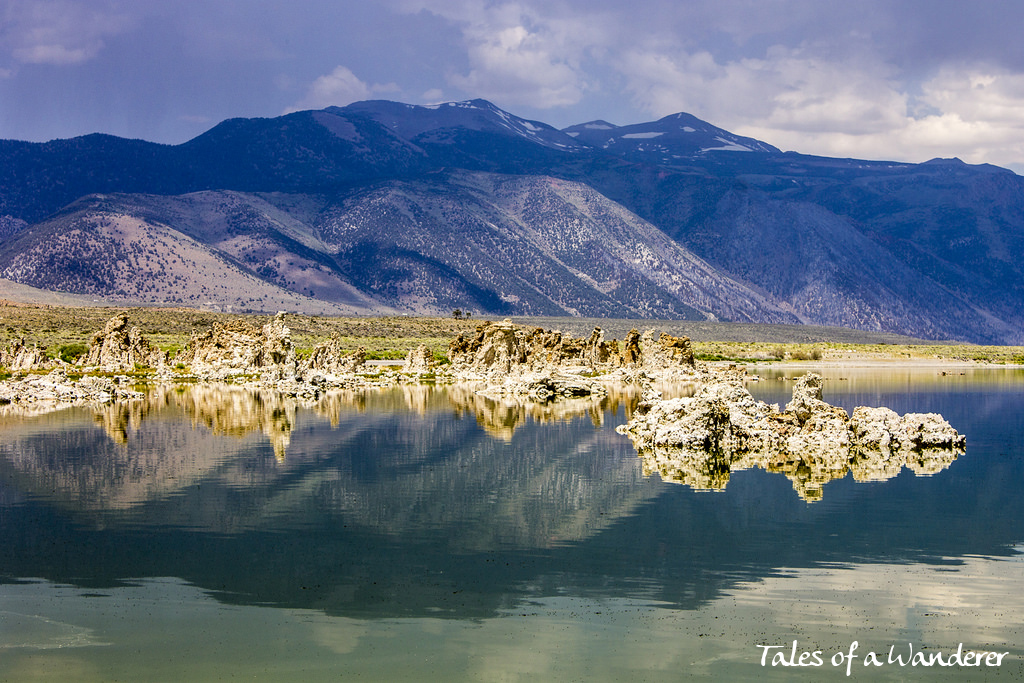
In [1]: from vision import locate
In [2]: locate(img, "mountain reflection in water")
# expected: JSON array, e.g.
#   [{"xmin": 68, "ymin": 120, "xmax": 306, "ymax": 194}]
[
  {"xmin": 0, "ymin": 376, "xmax": 970, "ymax": 523},
  {"xmin": 0, "ymin": 369, "xmax": 1021, "ymax": 631},
  {"xmin": 0, "ymin": 383, "xmax": 656, "ymax": 547}
]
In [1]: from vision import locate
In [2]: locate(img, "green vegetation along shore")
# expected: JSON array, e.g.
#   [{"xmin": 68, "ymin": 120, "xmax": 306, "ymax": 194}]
[{"xmin": 2, "ymin": 303, "xmax": 1023, "ymax": 368}]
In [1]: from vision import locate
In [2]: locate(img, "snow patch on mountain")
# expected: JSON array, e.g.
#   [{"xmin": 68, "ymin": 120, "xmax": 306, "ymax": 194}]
[{"xmin": 701, "ymin": 137, "xmax": 753, "ymax": 152}]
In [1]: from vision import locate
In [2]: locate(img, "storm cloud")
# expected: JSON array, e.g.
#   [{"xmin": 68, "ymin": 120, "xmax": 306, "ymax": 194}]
[{"xmin": 2, "ymin": 0, "xmax": 1023, "ymax": 171}]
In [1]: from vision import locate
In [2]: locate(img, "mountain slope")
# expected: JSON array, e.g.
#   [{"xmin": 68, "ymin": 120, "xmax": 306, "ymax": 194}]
[
  {"xmin": 563, "ymin": 112, "xmax": 779, "ymax": 167},
  {"xmin": 598, "ymin": 155, "xmax": 1024, "ymax": 343},
  {"xmin": 0, "ymin": 196, "xmax": 380, "ymax": 314},
  {"xmin": 687, "ymin": 190, "xmax": 1008, "ymax": 340},
  {"xmin": 342, "ymin": 99, "xmax": 584, "ymax": 152},
  {"xmin": 0, "ymin": 173, "xmax": 800, "ymax": 321},
  {"xmin": 315, "ymin": 171, "xmax": 798, "ymax": 320},
  {"xmin": 2, "ymin": 98, "xmax": 1023, "ymax": 342}
]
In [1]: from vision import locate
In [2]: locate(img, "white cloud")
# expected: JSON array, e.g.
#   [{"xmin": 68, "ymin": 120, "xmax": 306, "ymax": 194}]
[
  {"xmin": 618, "ymin": 46, "xmax": 907, "ymax": 134},
  {"xmin": 918, "ymin": 66, "xmax": 1024, "ymax": 127},
  {"xmin": 394, "ymin": 1, "xmax": 1024, "ymax": 170},
  {"xmin": 403, "ymin": 1, "xmax": 604, "ymax": 109},
  {"xmin": 377, "ymin": 2, "xmax": 1024, "ymax": 170},
  {"xmin": 286, "ymin": 66, "xmax": 399, "ymax": 113},
  {"xmin": 754, "ymin": 65, "xmax": 1024, "ymax": 169},
  {"xmin": 421, "ymin": 88, "xmax": 445, "ymax": 103},
  {"xmin": 449, "ymin": 23, "xmax": 583, "ymax": 107},
  {"xmin": 1, "ymin": 0, "xmax": 132, "ymax": 66},
  {"xmin": 617, "ymin": 46, "xmax": 1024, "ymax": 170}
]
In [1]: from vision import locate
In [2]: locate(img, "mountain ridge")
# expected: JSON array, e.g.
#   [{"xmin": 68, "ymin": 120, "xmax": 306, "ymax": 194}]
[{"xmin": 1, "ymin": 98, "xmax": 1022, "ymax": 343}]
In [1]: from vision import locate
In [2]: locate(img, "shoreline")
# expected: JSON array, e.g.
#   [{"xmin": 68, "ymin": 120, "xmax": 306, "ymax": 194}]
[
  {"xmin": 1, "ymin": 306, "xmax": 1022, "ymax": 388},
  {"xmin": 736, "ymin": 358, "xmax": 1014, "ymax": 370}
]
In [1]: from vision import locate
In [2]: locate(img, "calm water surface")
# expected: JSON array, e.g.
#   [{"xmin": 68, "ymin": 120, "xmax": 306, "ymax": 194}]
[{"xmin": 1, "ymin": 367, "xmax": 1023, "ymax": 681}]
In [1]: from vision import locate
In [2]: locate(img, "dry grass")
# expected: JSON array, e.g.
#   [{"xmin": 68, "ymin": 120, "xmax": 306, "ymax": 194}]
[
  {"xmin": 2, "ymin": 303, "xmax": 1023, "ymax": 365},
  {"xmin": 0, "ymin": 303, "xmax": 482, "ymax": 361},
  {"xmin": 691, "ymin": 340, "xmax": 1024, "ymax": 365}
]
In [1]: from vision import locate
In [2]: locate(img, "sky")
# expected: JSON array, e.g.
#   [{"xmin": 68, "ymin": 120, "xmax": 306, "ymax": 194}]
[{"xmin": 3, "ymin": 0, "xmax": 1024, "ymax": 172}]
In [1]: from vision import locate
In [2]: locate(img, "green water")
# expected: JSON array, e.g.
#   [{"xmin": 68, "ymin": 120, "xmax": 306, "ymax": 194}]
[{"xmin": 1, "ymin": 369, "xmax": 1022, "ymax": 681}]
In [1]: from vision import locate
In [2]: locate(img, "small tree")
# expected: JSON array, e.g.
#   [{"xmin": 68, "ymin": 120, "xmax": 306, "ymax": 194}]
[
  {"xmin": 452, "ymin": 309, "xmax": 463, "ymax": 320},
  {"xmin": 58, "ymin": 343, "xmax": 89, "ymax": 364}
]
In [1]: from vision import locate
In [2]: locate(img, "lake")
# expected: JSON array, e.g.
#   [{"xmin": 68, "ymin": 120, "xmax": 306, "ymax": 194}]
[{"xmin": 1, "ymin": 366, "xmax": 1023, "ymax": 681}]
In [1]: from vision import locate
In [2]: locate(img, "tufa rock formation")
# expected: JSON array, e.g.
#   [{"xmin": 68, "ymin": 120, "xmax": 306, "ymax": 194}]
[
  {"xmin": 259, "ymin": 313, "xmax": 296, "ymax": 381},
  {"xmin": 446, "ymin": 320, "xmax": 697, "ymax": 391},
  {"xmin": 448, "ymin": 320, "xmax": 625, "ymax": 376},
  {"xmin": 617, "ymin": 373, "xmax": 965, "ymax": 501},
  {"xmin": 81, "ymin": 312, "xmax": 167, "ymax": 371},
  {"xmin": 0, "ymin": 367, "xmax": 143, "ymax": 411},
  {"xmin": 402, "ymin": 345, "xmax": 435, "ymax": 375},
  {"xmin": 639, "ymin": 330, "xmax": 696, "ymax": 375},
  {"xmin": 178, "ymin": 312, "xmax": 296, "ymax": 381},
  {"xmin": 303, "ymin": 335, "xmax": 368, "ymax": 377},
  {"xmin": 0, "ymin": 337, "xmax": 50, "ymax": 372},
  {"xmin": 446, "ymin": 320, "xmax": 619, "ymax": 398}
]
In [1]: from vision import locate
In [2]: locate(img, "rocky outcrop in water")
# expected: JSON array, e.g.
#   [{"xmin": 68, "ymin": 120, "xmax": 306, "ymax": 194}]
[
  {"xmin": 0, "ymin": 311, "xmax": 456, "ymax": 415},
  {"xmin": 448, "ymin": 320, "xmax": 621, "ymax": 376},
  {"xmin": 3, "ymin": 315, "xmax": 704, "ymax": 413},
  {"xmin": 402, "ymin": 345, "xmax": 435, "ymax": 375},
  {"xmin": 0, "ymin": 367, "xmax": 143, "ymax": 413},
  {"xmin": 617, "ymin": 373, "xmax": 965, "ymax": 501},
  {"xmin": 80, "ymin": 313, "xmax": 167, "ymax": 371},
  {"xmin": 302, "ymin": 335, "xmax": 368, "ymax": 377},
  {"xmin": 446, "ymin": 319, "xmax": 699, "ymax": 398},
  {"xmin": 447, "ymin": 320, "xmax": 616, "ymax": 398},
  {"xmin": 0, "ymin": 337, "xmax": 50, "ymax": 372},
  {"xmin": 636, "ymin": 330, "xmax": 696, "ymax": 379},
  {"xmin": 177, "ymin": 312, "xmax": 296, "ymax": 381}
]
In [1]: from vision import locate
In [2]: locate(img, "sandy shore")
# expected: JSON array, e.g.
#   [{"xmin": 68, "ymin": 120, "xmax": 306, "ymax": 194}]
[{"xmin": 741, "ymin": 358, "xmax": 993, "ymax": 370}]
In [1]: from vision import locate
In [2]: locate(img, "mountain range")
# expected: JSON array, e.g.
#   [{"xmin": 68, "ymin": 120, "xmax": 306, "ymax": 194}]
[{"xmin": 1, "ymin": 98, "xmax": 1022, "ymax": 344}]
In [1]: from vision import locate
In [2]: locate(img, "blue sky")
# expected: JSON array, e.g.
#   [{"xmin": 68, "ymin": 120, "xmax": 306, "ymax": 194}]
[{"xmin": 3, "ymin": 0, "xmax": 1024, "ymax": 172}]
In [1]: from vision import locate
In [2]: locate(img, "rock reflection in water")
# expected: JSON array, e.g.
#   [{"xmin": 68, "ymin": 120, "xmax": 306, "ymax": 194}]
[
  {"xmin": 620, "ymin": 374, "xmax": 964, "ymax": 502},
  {"xmin": 173, "ymin": 384, "xmax": 297, "ymax": 461},
  {"xmin": 85, "ymin": 384, "xmax": 300, "ymax": 459},
  {"xmin": 638, "ymin": 442, "xmax": 960, "ymax": 502},
  {"xmin": 446, "ymin": 383, "xmax": 644, "ymax": 441},
  {"xmin": 0, "ymin": 383, "xmax": 660, "ymax": 549},
  {"xmin": 0, "ymin": 384, "xmax": 311, "ymax": 514}
]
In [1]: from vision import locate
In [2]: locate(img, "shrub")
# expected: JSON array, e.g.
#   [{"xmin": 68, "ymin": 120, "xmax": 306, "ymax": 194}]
[
  {"xmin": 791, "ymin": 347, "xmax": 823, "ymax": 361},
  {"xmin": 58, "ymin": 343, "xmax": 89, "ymax": 364}
]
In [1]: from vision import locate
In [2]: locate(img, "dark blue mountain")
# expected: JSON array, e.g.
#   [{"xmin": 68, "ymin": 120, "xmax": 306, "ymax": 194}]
[
  {"xmin": 1, "ymin": 99, "xmax": 1022, "ymax": 343},
  {"xmin": 563, "ymin": 112, "xmax": 778, "ymax": 167}
]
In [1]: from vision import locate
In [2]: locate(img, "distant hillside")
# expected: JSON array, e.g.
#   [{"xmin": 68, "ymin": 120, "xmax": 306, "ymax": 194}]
[
  {"xmin": 1, "ymin": 98, "xmax": 1022, "ymax": 342},
  {"xmin": 562, "ymin": 111, "xmax": 779, "ymax": 166},
  {"xmin": 0, "ymin": 196, "xmax": 375, "ymax": 315},
  {"xmin": 0, "ymin": 174, "xmax": 799, "ymax": 320}
]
